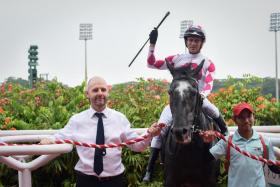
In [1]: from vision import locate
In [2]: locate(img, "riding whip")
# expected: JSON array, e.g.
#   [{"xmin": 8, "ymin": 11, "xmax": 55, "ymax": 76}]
[{"xmin": 128, "ymin": 11, "xmax": 170, "ymax": 67}]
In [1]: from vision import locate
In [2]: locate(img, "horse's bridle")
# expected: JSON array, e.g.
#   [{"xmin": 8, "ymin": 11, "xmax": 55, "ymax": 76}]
[
  {"xmin": 191, "ymin": 81, "xmax": 203, "ymax": 134},
  {"xmin": 170, "ymin": 76, "xmax": 204, "ymax": 136}
]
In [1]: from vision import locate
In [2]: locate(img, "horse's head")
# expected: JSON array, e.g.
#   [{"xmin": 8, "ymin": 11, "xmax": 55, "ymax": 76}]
[{"xmin": 166, "ymin": 59, "xmax": 204, "ymax": 144}]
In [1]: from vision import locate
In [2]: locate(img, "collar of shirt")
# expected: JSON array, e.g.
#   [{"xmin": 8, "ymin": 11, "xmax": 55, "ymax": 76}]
[
  {"xmin": 89, "ymin": 107, "xmax": 109, "ymax": 118},
  {"xmin": 234, "ymin": 129, "xmax": 259, "ymax": 141},
  {"xmin": 186, "ymin": 52, "xmax": 202, "ymax": 59}
]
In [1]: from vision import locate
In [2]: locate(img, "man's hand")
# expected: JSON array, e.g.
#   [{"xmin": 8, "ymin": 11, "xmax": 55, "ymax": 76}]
[
  {"xmin": 149, "ymin": 28, "xmax": 158, "ymax": 45},
  {"xmin": 147, "ymin": 122, "xmax": 162, "ymax": 137},
  {"xmin": 39, "ymin": 138, "xmax": 55, "ymax": 145},
  {"xmin": 200, "ymin": 92, "xmax": 206, "ymax": 99},
  {"xmin": 200, "ymin": 130, "xmax": 216, "ymax": 143}
]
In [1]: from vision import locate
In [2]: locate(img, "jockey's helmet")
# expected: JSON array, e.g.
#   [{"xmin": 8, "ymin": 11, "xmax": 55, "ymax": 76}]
[{"xmin": 184, "ymin": 25, "xmax": 206, "ymax": 42}]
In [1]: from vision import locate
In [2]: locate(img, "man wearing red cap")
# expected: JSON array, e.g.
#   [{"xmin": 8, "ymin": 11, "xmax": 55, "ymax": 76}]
[{"xmin": 204, "ymin": 102, "xmax": 280, "ymax": 187}]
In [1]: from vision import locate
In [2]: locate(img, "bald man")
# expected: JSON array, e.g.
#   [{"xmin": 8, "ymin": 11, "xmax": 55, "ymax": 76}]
[{"xmin": 40, "ymin": 76, "xmax": 161, "ymax": 187}]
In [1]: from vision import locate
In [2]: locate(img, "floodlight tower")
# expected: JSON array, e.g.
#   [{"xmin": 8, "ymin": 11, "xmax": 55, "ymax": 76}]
[
  {"xmin": 79, "ymin": 23, "xmax": 92, "ymax": 83},
  {"xmin": 269, "ymin": 13, "xmax": 280, "ymax": 101}
]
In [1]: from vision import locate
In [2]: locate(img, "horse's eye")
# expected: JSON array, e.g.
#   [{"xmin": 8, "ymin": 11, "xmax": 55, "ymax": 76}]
[{"xmin": 190, "ymin": 89, "xmax": 197, "ymax": 96}]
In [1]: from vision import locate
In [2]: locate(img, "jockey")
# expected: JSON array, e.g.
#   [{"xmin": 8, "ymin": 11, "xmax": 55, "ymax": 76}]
[{"xmin": 143, "ymin": 25, "xmax": 228, "ymax": 182}]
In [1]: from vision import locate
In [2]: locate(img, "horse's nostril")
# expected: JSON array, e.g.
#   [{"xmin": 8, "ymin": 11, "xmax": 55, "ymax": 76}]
[{"xmin": 172, "ymin": 127, "xmax": 187, "ymax": 137}]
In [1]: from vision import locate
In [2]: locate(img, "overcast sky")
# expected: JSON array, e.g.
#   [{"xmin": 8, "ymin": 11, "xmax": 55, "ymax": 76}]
[{"xmin": 0, "ymin": 0, "xmax": 279, "ymax": 87}]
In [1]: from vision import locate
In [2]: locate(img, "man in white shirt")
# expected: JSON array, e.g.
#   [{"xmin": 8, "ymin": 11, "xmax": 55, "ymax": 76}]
[{"xmin": 40, "ymin": 76, "xmax": 160, "ymax": 187}]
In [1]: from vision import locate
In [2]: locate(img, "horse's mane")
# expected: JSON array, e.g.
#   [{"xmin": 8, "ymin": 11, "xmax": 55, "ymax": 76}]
[{"xmin": 166, "ymin": 59, "xmax": 205, "ymax": 81}]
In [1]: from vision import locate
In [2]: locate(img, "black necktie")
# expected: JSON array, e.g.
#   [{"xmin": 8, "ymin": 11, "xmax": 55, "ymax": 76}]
[{"xmin": 94, "ymin": 112, "xmax": 105, "ymax": 175}]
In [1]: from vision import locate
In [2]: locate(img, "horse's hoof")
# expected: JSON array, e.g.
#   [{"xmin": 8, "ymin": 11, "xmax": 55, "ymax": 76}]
[{"xmin": 143, "ymin": 172, "xmax": 152, "ymax": 182}]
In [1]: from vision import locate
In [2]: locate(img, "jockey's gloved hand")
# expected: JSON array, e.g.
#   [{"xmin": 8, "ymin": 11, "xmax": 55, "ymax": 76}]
[{"xmin": 149, "ymin": 28, "xmax": 158, "ymax": 45}]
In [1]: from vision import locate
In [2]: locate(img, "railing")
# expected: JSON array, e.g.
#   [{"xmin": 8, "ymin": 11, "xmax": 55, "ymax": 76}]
[
  {"xmin": 0, "ymin": 133, "xmax": 73, "ymax": 187},
  {"xmin": 0, "ymin": 126, "xmax": 280, "ymax": 187}
]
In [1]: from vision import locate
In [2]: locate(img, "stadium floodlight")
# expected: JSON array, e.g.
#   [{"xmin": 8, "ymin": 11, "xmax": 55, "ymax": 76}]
[
  {"xmin": 179, "ymin": 20, "xmax": 193, "ymax": 38},
  {"xmin": 269, "ymin": 13, "xmax": 280, "ymax": 101},
  {"xmin": 79, "ymin": 23, "xmax": 93, "ymax": 83}
]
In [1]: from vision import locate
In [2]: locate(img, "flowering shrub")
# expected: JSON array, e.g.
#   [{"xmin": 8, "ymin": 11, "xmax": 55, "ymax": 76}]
[
  {"xmin": 0, "ymin": 76, "xmax": 279, "ymax": 186},
  {"xmin": 208, "ymin": 75, "xmax": 280, "ymax": 126},
  {"xmin": 109, "ymin": 78, "xmax": 169, "ymax": 128},
  {"xmin": 0, "ymin": 80, "xmax": 88, "ymax": 132}
]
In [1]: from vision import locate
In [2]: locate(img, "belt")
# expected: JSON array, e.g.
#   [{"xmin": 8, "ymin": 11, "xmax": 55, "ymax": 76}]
[
  {"xmin": 77, "ymin": 171, "xmax": 123, "ymax": 182},
  {"xmin": 93, "ymin": 175, "xmax": 119, "ymax": 181}
]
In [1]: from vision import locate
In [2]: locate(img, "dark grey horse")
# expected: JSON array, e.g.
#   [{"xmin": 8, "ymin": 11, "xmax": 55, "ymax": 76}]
[{"xmin": 162, "ymin": 60, "xmax": 218, "ymax": 187}]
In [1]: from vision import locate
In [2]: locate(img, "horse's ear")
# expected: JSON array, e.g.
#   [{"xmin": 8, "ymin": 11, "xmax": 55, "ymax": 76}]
[
  {"xmin": 192, "ymin": 59, "xmax": 205, "ymax": 76},
  {"xmin": 166, "ymin": 58, "xmax": 175, "ymax": 76}
]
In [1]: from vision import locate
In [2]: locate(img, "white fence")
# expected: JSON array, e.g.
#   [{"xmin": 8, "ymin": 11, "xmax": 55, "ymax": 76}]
[{"xmin": 0, "ymin": 126, "xmax": 280, "ymax": 187}]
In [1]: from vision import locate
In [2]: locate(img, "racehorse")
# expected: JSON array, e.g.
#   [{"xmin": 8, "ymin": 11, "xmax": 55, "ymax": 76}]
[{"xmin": 162, "ymin": 60, "xmax": 218, "ymax": 187}]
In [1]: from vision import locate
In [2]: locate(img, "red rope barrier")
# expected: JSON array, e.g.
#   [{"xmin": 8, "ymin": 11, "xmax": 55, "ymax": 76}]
[
  {"xmin": 0, "ymin": 134, "xmax": 149, "ymax": 148},
  {"xmin": 0, "ymin": 124, "xmax": 166, "ymax": 149},
  {"xmin": 53, "ymin": 134, "xmax": 149, "ymax": 149}
]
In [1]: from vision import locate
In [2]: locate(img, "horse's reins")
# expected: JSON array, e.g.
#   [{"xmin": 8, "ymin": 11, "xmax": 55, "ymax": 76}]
[{"xmin": 191, "ymin": 78, "xmax": 204, "ymax": 135}]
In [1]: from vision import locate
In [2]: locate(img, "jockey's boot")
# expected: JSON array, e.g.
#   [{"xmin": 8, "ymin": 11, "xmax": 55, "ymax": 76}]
[
  {"xmin": 143, "ymin": 148, "xmax": 160, "ymax": 182},
  {"xmin": 214, "ymin": 115, "xmax": 228, "ymax": 135}
]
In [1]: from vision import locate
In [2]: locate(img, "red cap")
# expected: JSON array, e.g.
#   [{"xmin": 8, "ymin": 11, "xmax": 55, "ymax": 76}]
[{"xmin": 233, "ymin": 102, "xmax": 254, "ymax": 116}]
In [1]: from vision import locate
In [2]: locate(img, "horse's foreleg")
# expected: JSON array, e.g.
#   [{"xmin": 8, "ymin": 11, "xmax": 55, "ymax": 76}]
[{"xmin": 164, "ymin": 172, "xmax": 179, "ymax": 187}]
